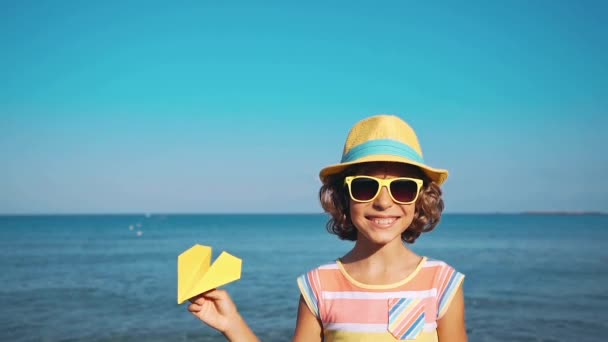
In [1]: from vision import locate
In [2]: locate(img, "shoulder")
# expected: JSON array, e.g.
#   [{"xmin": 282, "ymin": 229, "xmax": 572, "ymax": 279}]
[
  {"xmin": 422, "ymin": 257, "xmax": 465, "ymax": 286},
  {"xmin": 298, "ymin": 261, "xmax": 340, "ymax": 279},
  {"xmin": 296, "ymin": 261, "xmax": 339, "ymax": 319},
  {"xmin": 422, "ymin": 257, "xmax": 464, "ymax": 278},
  {"xmin": 297, "ymin": 261, "xmax": 340, "ymax": 289},
  {"xmin": 422, "ymin": 257, "xmax": 456, "ymax": 269},
  {"xmin": 423, "ymin": 257, "xmax": 466, "ymax": 319}
]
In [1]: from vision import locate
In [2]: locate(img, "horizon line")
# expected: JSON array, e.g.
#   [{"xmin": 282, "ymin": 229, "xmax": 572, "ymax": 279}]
[{"xmin": 0, "ymin": 211, "xmax": 606, "ymax": 217}]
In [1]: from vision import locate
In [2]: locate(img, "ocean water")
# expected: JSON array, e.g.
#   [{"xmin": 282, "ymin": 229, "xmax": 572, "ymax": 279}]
[{"xmin": 0, "ymin": 214, "xmax": 606, "ymax": 342}]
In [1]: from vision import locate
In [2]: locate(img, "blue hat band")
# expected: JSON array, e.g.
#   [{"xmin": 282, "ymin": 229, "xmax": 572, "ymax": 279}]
[{"xmin": 341, "ymin": 139, "xmax": 425, "ymax": 164}]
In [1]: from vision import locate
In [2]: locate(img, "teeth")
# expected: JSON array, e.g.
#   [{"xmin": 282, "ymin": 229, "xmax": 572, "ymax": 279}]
[{"xmin": 372, "ymin": 218, "xmax": 396, "ymax": 225}]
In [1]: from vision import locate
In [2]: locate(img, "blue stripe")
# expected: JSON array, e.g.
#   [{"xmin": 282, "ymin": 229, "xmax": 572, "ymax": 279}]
[
  {"xmin": 341, "ymin": 139, "xmax": 425, "ymax": 164},
  {"xmin": 298, "ymin": 275, "xmax": 319, "ymax": 316},
  {"xmin": 388, "ymin": 298, "xmax": 406, "ymax": 316},
  {"xmin": 439, "ymin": 272, "xmax": 464, "ymax": 314},
  {"xmin": 389, "ymin": 298, "xmax": 414, "ymax": 320},
  {"xmin": 303, "ymin": 275, "xmax": 319, "ymax": 316},
  {"xmin": 402, "ymin": 313, "xmax": 425, "ymax": 339},
  {"xmin": 439, "ymin": 274, "xmax": 456, "ymax": 310}
]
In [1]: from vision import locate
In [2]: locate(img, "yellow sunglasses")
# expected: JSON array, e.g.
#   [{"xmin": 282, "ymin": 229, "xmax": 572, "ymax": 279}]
[{"xmin": 344, "ymin": 176, "xmax": 423, "ymax": 204}]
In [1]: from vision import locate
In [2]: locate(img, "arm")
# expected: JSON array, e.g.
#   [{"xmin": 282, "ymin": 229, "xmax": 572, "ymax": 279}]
[
  {"xmin": 222, "ymin": 315, "xmax": 260, "ymax": 342},
  {"xmin": 436, "ymin": 283, "xmax": 467, "ymax": 342},
  {"xmin": 292, "ymin": 295, "xmax": 323, "ymax": 342},
  {"xmin": 188, "ymin": 289, "xmax": 260, "ymax": 342}
]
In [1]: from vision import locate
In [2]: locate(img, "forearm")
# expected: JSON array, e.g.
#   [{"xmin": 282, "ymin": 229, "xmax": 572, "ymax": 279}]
[{"xmin": 222, "ymin": 314, "xmax": 260, "ymax": 342}]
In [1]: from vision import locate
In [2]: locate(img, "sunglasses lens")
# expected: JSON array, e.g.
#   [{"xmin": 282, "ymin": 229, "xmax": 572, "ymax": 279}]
[
  {"xmin": 390, "ymin": 179, "xmax": 419, "ymax": 203},
  {"xmin": 350, "ymin": 178, "xmax": 379, "ymax": 201}
]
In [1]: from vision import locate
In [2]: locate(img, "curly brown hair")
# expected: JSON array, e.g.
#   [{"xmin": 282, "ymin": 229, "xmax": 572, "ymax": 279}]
[{"xmin": 319, "ymin": 162, "xmax": 445, "ymax": 244}]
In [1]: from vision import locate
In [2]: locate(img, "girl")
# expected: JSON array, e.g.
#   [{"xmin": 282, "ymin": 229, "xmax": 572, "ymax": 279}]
[{"xmin": 187, "ymin": 114, "xmax": 467, "ymax": 341}]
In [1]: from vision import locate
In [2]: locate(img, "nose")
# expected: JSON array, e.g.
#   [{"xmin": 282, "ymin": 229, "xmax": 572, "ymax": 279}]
[{"xmin": 373, "ymin": 185, "xmax": 394, "ymax": 210}]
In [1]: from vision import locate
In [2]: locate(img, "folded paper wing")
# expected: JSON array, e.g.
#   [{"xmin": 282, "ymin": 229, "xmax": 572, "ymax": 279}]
[{"xmin": 177, "ymin": 244, "xmax": 242, "ymax": 304}]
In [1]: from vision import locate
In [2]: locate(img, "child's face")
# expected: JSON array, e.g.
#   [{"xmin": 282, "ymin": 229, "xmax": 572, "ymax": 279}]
[{"xmin": 348, "ymin": 163, "xmax": 422, "ymax": 246}]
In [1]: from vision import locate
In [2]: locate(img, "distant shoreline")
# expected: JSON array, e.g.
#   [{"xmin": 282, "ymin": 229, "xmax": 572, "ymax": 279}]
[
  {"xmin": 0, "ymin": 211, "xmax": 606, "ymax": 217},
  {"xmin": 520, "ymin": 211, "xmax": 606, "ymax": 216}
]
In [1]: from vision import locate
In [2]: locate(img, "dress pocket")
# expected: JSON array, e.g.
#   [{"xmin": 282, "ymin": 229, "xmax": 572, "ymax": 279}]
[{"xmin": 387, "ymin": 297, "xmax": 427, "ymax": 340}]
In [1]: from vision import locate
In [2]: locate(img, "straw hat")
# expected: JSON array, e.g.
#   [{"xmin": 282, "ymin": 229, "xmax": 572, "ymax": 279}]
[{"xmin": 319, "ymin": 114, "xmax": 449, "ymax": 185}]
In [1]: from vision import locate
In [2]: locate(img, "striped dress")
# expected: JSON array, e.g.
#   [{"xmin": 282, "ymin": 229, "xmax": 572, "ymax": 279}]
[{"xmin": 297, "ymin": 257, "xmax": 464, "ymax": 341}]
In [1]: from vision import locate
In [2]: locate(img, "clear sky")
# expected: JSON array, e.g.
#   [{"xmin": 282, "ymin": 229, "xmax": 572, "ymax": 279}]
[{"xmin": 1, "ymin": 0, "xmax": 606, "ymax": 214}]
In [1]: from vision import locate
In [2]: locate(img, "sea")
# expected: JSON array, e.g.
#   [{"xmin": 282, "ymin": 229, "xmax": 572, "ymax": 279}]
[{"xmin": 0, "ymin": 214, "xmax": 606, "ymax": 342}]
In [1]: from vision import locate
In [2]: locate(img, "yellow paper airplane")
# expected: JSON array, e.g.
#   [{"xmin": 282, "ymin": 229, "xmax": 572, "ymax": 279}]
[{"xmin": 177, "ymin": 244, "xmax": 242, "ymax": 304}]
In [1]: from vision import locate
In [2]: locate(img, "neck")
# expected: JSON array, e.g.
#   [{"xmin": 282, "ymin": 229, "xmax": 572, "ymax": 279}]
[{"xmin": 344, "ymin": 237, "xmax": 416, "ymax": 267}]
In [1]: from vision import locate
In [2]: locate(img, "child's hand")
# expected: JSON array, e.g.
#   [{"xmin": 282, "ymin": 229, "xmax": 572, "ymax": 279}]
[{"xmin": 187, "ymin": 289, "xmax": 239, "ymax": 333}]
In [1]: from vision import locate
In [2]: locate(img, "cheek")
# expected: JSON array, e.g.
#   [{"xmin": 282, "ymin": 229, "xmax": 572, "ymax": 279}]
[
  {"xmin": 406, "ymin": 204, "xmax": 416, "ymax": 222},
  {"xmin": 400, "ymin": 204, "xmax": 416, "ymax": 225},
  {"xmin": 349, "ymin": 202, "xmax": 366, "ymax": 221},
  {"xmin": 401, "ymin": 204, "xmax": 416, "ymax": 215}
]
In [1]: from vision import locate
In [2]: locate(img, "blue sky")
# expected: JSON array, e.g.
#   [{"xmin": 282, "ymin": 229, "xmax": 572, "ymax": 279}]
[{"xmin": 1, "ymin": 0, "xmax": 606, "ymax": 214}]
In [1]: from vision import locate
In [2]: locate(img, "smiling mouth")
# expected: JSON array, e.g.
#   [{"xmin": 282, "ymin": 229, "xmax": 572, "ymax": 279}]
[{"xmin": 367, "ymin": 216, "xmax": 400, "ymax": 226}]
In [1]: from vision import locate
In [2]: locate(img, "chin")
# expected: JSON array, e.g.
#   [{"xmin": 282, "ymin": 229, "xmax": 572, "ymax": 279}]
[{"xmin": 360, "ymin": 231, "xmax": 404, "ymax": 246}]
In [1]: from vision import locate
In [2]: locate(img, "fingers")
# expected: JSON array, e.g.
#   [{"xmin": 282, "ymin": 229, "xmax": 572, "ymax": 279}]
[
  {"xmin": 202, "ymin": 289, "xmax": 228, "ymax": 300},
  {"xmin": 189, "ymin": 290, "xmax": 214, "ymax": 304},
  {"xmin": 189, "ymin": 295, "xmax": 203, "ymax": 304},
  {"xmin": 188, "ymin": 289, "xmax": 228, "ymax": 306},
  {"xmin": 188, "ymin": 303, "xmax": 203, "ymax": 313}
]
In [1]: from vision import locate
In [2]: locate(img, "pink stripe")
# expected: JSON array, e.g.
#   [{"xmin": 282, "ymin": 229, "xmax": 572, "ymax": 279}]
[
  {"xmin": 388, "ymin": 298, "xmax": 400, "ymax": 306},
  {"xmin": 324, "ymin": 298, "xmax": 390, "ymax": 324},
  {"xmin": 436, "ymin": 266, "xmax": 450, "ymax": 294},
  {"xmin": 436, "ymin": 266, "xmax": 448, "ymax": 291},
  {"xmin": 317, "ymin": 267, "xmax": 437, "ymax": 291},
  {"xmin": 438, "ymin": 268, "xmax": 455, "ymax": 299},
  {"xmin": 424, "ymin": 297, "xmax": 437, "ymax": 319},
  {"xmin": 311, "ymin": 270, "xmax": 323, "ymax": 319},
  {"xmin": 392, "ymin": 302, "xmax": 424, "ymax": 337}
]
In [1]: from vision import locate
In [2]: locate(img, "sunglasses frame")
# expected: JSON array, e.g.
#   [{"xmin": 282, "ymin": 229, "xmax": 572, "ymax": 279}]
[{"xmin": 344, "ymin": 176, "xmax": 424, "ymax": 205}]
